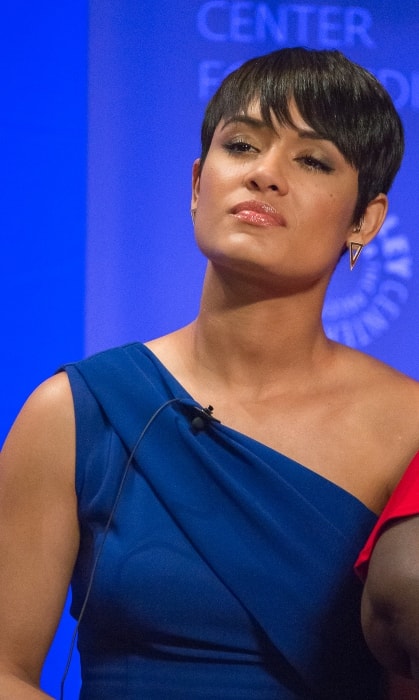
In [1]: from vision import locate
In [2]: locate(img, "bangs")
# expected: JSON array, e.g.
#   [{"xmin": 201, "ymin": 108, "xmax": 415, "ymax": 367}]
[{"xmin": 212, "ymin": 54, "xmax": 364, "ymax": 168}]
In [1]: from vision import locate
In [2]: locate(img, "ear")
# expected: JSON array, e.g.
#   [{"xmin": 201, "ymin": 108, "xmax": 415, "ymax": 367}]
[
  {"xmin": 346, "ymin": 193, "xmax": 388, "ymax": 249},
  {"xmin": 191, "ymin": 159, "xmax": 201, "ymax": 211}
]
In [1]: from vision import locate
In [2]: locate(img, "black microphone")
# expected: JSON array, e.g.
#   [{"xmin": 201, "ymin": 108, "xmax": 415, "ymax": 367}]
[{"xmin": 190, "ymin": 405, "xmax": 220, "ymax": 432}]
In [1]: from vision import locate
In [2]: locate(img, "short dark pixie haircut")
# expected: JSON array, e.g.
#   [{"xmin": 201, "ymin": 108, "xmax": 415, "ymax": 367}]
[{"xmin": 199, "ymin": 47, "xmax": 404, "ymax": 223}]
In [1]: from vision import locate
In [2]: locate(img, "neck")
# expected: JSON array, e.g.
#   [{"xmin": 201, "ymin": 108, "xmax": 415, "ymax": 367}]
[{"xmin": 183, "ymin": 264, "xmax": 334, "ymax": 395}]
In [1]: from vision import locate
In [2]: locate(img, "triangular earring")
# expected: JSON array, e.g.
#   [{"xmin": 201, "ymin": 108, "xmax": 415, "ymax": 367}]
[{"xmin": 349, "ymin": 242, "xmax": 363, "ymax": 270}]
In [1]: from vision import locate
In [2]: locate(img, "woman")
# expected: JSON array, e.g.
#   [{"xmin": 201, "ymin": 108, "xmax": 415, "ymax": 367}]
[{"xmin": 1, "ymin": 47, "xmax": 418, "ymax": 699}]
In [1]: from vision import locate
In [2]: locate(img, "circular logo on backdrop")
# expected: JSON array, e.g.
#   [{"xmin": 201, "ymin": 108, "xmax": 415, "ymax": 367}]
[{"xmin": 323, "ymin": 215, "xmax": 413, "ymax": 348}]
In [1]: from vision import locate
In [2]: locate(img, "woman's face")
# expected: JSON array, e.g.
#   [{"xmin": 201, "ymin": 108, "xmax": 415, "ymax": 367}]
[{"xmin": 191, "ymin": 101, "xmax": 361, "ymax": 291}]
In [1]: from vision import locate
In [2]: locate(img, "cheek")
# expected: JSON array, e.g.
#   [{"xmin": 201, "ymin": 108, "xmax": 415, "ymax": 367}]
[
  {"xmin": 195, "ymin": 168, "xmax": 216, "ymax": 207},
  {"xmin": 332, "ymin": 193, "xmax": 358, "ymax": 229},
  {"xmin": 196, "ymin": 171, "xmax": 230, "ymax": 217},
  {"xmin": 198, "ymin": 156, "xmax": 241, "ymax": 202},
  {"xmin": 314, "ymin": 185, "xmax": 357, "ymax": 228}
]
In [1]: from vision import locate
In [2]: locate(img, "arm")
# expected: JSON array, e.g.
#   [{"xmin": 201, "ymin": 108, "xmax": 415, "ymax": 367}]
[
  {"xmin": 361, "ymin": 515, "xmax": 419, "ymax": 681},
  {"xmin": 0, "ymin": 373, "xmax": 80, "ymax": 698}
]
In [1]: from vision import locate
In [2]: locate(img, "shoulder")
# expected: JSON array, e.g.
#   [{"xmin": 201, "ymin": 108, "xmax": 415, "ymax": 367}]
[
  {"xmin": 336, "ymin": 343, "xmax": 419, "ymax": 405},
  {"xmin": 370, "ymin": 360, "xmax": 419, "ymax": 482},
  {"xmin": 14, "ymin": 372, "xmax": 74, "ymax": 434},
  {"xmin": 353, "ymin": 349, "xmax": 419, "ymax": 408},
  {"xmin": 1, "ymin": 372, "xmax": 75, "ymax": 487},
  {"xmin": 336, "ymin": 344, "xmax": 419, "ymax": 480}
]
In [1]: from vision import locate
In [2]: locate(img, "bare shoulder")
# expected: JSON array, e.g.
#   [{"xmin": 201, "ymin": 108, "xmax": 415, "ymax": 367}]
[
  {"xmin": 344, "ymin": 345, "xmax": 419, "ymax": 407},
  {"xmin": 336, "ymin": 344, "xmax": 419, "ymax": 482},
  {"xmin": 1, "ymin": 372, "xmax": 75, "ymax": 486}
]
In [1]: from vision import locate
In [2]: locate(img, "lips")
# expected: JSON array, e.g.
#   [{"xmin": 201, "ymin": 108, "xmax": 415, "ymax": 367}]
[{"xmin": 231, "ymin": 200, "xmax": 286, "ymax": 227}]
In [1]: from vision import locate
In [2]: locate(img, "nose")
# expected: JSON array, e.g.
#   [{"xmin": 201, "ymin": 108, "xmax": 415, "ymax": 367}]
[{"xmin": 243, "ymin": 153, "xmax": 288, "ymax": 195}]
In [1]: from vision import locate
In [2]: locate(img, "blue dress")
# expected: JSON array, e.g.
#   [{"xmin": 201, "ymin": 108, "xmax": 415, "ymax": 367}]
[{"xmin": 65, "ymin": 343, "xmax": 381, "ymax": 699}]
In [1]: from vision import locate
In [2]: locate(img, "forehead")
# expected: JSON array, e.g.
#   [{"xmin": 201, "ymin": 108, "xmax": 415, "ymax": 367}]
[
  {"xmin": 218, "ymin": 100, "xmax": 322, "ymax": 139},
  {"xmin": 251, "ymin": 100, "xmax": 312, "ymax": 130}
]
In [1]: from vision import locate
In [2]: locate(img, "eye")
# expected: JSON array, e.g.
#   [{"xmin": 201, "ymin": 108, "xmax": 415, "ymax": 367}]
[
  {"xmin": 223, "ymin": 139, "xmax": 258, "ymax": 155},
  {"xmin": 296, "ymin": 155, "xmax": 333, "ymax": 173}
]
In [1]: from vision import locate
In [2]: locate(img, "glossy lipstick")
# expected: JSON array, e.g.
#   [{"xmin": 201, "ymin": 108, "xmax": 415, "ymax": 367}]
[{"xmin": 231, "ymin": 200, "xmax": 285, "ymax": 227}]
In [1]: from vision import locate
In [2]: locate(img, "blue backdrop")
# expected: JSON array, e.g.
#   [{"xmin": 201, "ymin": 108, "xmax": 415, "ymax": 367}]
[{"xmin": 1, "ymin": 1, "xmax": 418, "ymax": 696}]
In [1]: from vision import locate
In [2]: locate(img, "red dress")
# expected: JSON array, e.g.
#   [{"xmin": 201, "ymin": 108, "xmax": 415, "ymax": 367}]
[{"xmin": 355, "ymin": 451, "xmax": 419, "ymax": 580}]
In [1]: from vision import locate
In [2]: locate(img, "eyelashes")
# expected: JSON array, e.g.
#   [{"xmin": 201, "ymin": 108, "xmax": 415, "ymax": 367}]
[
  {"xmin": 222, "ymin": 139, "xmax": 256, "ymax": 154},
  {"xmin": 222, "ymin": 139, "xmax": 334, "ymax": 174},
  {"xmin": 295, "ymin": 155, "xmax": 333, "ymax": 173}
]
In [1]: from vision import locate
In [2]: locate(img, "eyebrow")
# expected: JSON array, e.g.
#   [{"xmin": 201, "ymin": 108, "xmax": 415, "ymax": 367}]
[
  {"xmin": 221, "ymin": 115, "xmax": 330, "ymax": 142},
  {"xmin": 295, "ymin": 128, "xmax": 330, "ymax": 142},
  {"xmin": 220, "ymin": 115, "xmax": 269, "ymax": 131}
]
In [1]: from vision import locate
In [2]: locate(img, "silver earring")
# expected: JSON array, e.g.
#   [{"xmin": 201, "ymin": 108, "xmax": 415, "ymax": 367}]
[{"xmin": 190, "ymin": 208, "xmax": 196, "ymax": 224}]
